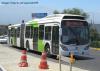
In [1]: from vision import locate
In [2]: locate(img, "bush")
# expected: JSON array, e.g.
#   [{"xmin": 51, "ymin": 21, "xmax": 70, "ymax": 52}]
[{"xmin": 91, "ymin": 41, "xmax": 100, "ymax": 48}]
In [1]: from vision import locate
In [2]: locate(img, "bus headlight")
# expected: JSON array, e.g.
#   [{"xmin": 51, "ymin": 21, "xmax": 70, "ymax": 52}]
[{"xmin": 84, "ymin": 46, "xmax": 89, "ymax": 50}]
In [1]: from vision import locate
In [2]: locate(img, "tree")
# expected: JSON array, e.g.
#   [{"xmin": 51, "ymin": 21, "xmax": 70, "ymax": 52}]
[
  {"xmin": 53, "ymin": 8, "xmax": 89, "ymax": 18},
  {"xmin": 90, "ymin": 27, "xmax": 100, "ymax": 41},
  {"xmin": 53, "ymin": 10, "xmax": 60, "ymax": 14},
  {"xmin": 90, "ymin": 27, "xmax": 100, "ymax": 48},
  {"xmin": 62, "ymin": 8, "xmax": 89, "ymax": 18},
  {"xmin": 62, "ymin": 9, "xmax": 68, "ymax": 14}
]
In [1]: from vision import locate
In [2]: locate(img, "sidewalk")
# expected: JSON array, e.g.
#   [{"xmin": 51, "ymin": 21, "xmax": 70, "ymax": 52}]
[{"xmin": 0, "ymin": 44, "xmax": 89, "ymax": 71}]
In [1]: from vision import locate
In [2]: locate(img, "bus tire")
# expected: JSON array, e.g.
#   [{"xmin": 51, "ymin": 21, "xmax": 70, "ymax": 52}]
[
  {"xmin": 45, "ymin": 44, "xmax": 51, "ymax": 57},
  {"xmin": 26, "ymin": 40, "xmax": 30, "ymax": 51}
]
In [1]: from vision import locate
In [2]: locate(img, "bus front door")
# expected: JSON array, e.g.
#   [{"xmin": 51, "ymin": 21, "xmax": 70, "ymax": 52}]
[
  {"xmin": 20, "ymin": 24, "xmax": 25, "ymax": 48},
  {"xmin": 52, "ymin": 26, "xmax": 59, "ymax": 54}
]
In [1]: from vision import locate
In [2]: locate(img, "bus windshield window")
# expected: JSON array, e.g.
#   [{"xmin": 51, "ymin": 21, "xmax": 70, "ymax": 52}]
[{"xmin": 61, "ymin": 20, "xmax": 89, "ymax": 45}]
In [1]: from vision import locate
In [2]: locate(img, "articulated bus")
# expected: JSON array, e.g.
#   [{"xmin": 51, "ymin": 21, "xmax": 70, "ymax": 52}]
[{"xmin": 8, "ymin": 14, "xmax": 90, "ymax": 56}]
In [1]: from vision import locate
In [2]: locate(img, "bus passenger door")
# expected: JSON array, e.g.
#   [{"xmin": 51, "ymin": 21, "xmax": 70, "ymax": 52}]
[
  {"xmin": 14, "ymin": 29, "xmax": 17, "ymax": 46},
  {"xmin": 20, "ymin": 24, "xmax": 25, "ymax": 48},
  {"xmin": 52, "ymin": 26, "xmax": 59, "ymax": 54},
  {"xmin": 33, "ymin": 27, "xmax": 38, "ymax": 51}
]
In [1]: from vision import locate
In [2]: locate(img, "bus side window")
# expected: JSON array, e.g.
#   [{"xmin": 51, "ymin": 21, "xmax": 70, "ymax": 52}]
[
  {"xmin": 11, "ymin": 28, "xmax": 14, "ymax": 37},
  {"xmin": 30, "ymin": 26, "xmax": 33, "ymax": 38},
  {"xmin": 17, "ymin": 27, "xmax": 20, "ymax": 37},
  {"xmin": 45, "ymin": 26, "xmax": 51, "ymax": 40},
  {"xmin": 39, "ymin": 25, "xmax": 44, "ymax": 40},
  {"xmin": 25, "ymin": 26, "xmax": 31, "ymax": 38}
]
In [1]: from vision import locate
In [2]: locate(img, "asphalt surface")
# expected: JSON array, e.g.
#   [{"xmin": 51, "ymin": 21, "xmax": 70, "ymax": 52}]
[
  {"xmin": 73, "ymin": 49, "xmax": 100, "ymax": 71},
  {"xmin": 2, "ymin": 44, "xmax": 100, "ymax": 71}
]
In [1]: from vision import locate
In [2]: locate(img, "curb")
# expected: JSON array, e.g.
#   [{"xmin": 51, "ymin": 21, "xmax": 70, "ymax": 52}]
[
  {"xmin": 0, "ymin": 65, "xmax": 7, "ymax": 71},
  {"xmin": 91, "ymin": 48, "xmax": 100, "ymax": 51}
]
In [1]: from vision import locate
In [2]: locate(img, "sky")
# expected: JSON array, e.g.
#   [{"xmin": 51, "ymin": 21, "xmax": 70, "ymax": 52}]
[{"xmin": 0, "ymin": 0, "xmax": 100, "ymax": 24}]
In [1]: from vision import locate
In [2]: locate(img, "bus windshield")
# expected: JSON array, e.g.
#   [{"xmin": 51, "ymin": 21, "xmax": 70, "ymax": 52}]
[{"xmin": 61, "ymin": 20, "xmax": 89, "ymax": 45}]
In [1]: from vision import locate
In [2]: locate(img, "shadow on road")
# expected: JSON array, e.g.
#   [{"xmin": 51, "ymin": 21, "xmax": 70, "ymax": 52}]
[{"xmin": 74, "ymin": 56, "xmax": 94, "ymax": 60}]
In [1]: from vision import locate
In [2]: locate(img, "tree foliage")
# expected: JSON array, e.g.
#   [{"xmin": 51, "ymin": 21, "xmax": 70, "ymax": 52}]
[
  {"xmin": 53, "ymin": 10, "xmax": 60, "ymax": 14},
  {"xmin": 53, "ymin": 8, "xmax": 89, "ymax": 18},
  {"xmin": 90, "ymin": 26, "xmax": 100, "ymax": 48},
  {"xmin": 90, "ymin": 27, "xmax": 100, "ymax": 41}
]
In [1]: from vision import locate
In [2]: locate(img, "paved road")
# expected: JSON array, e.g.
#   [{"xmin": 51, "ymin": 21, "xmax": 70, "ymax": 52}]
[
  {"xmin": 2, "ymin": 44, "xmax": 100, "ymax": 71},
  {"xmin": 61, "ymin": 49, "xmax": 100, "ymax": 71},
  {"xmin": 73, "ymin": 49, "xmax": 100, "ymax": 71}
]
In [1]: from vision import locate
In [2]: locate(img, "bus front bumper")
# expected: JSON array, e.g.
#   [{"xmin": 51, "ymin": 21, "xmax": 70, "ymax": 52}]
[{"xmin": 61, "ymin": 49, "xmax": 89, "ymax": 56}]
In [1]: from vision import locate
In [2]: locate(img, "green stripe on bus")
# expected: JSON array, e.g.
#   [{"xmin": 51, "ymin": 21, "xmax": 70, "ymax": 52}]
[
  {"xmin": 38, "ymin": 40, "xmax": 45, "ymax": 52},
  {"xmin": 10, "ymin": 37, "xmax": 13, "ymax": 44},
  {"xmin": 29, "ymin": 21, "xmax": 38, "ymax": 28},
  {"xmin": 14, "ymin": 36, "xmax": 16, "ymax": 46},
  {"xmin": 10, "ymin": 36, "xmax": 16, "ymax": 46},
  {"xmin": 33, "ymin": 21, "xmax": 38, "ymax": 27}
]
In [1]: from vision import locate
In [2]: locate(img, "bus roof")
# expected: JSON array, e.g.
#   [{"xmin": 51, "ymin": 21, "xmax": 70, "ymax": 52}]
[
  {"xmin": 8, "ymin": 14, "xmax": 86, "ymax": 28},
  {"xmin": 45, "ymin": 14, "xmax": 84, "ymax": 18},
  {"xmin": 8, "ymin": 24, "xmax": 20, "ymax": 29},
  {"xmin": 37, "ymin": 14, "xmax": 85, "ymax": 23}
]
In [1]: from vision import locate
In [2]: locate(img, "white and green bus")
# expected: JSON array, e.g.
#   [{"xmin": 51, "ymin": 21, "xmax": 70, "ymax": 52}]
[{"xmin": 8, "ymin": 14, "xmax": 90, "ymax": 56}]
